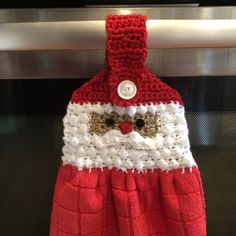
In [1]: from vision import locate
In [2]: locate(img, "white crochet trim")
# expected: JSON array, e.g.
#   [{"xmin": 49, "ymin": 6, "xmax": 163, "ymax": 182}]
[
  {"xmin": 62, "ymin": 102, "xmax": 197, "ymax": 172},
  {"xmin": 67, "ymin": 102, "xmax": 183, "ymax": 117}
]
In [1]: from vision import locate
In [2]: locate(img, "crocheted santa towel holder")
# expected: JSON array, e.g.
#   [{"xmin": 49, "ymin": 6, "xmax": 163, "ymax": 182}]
[{"xmin": 49, "ymin": 14, "xmax": 206, "ymax": 236}]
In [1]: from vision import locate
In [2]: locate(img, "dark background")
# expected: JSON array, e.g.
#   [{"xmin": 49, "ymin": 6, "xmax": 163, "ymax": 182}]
[{"xmin": 0, "ymin": 0, "xmax": 236, "ymax": 8}]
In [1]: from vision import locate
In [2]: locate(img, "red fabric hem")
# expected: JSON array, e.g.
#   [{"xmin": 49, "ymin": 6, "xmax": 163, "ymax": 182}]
[{"xmin": 50, "ymin": 165, "xmax": 206, "ymax": 236}]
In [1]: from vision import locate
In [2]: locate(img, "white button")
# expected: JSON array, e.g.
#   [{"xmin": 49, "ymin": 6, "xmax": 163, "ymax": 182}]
[{"xmin": 117, "ymin": 80, "xmax": 137, "ymax": 100}]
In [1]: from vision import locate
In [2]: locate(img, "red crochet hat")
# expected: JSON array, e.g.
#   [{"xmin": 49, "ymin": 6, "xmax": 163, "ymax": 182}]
[
  {"xmin": 71, "ymin": 15, "xmax": 183, "ymax": 107},
  {"xmin": 50, "ymin": 14, "xmax": 206, "ymax": 236}
]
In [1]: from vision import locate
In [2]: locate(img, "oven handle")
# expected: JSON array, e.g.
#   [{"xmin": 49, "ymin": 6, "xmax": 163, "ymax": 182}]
[{"xmin": 0, "ymin": 20, "xmax": 236, "ymax": 51}]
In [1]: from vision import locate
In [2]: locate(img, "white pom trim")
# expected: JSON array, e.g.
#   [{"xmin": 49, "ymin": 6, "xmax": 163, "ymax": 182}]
[{"xmin": 68, "ymin": 102, "xmax": 184, "ymax": 117}]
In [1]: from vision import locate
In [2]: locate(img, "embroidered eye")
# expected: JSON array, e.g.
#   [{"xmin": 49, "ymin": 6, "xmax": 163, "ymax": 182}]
[
  {"xmin": 135, "ymin": 118, "xmax": 145, "ymax": 128},
  {"xmin": 105, "ymin": 118, "xmax": 115, "ymax": 127}
]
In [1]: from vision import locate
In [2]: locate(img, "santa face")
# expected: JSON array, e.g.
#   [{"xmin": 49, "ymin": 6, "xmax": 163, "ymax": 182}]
[{"xmin": 62, "ymin": 102, "xmax": 196, "ymax": 172}]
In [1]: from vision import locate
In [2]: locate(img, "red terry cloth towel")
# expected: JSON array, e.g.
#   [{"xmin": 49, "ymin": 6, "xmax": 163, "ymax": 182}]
[{"xmin": 49, "ymin": 14, "xmax": 206, "ymax": 236}]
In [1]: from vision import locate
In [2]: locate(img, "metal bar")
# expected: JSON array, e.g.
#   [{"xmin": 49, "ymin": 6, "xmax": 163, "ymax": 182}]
[
  {"xmin": 1, "ymin": 48, "xmax": 236, "ymax": 79},
  {"xmin": 1, "ymin": 20, "xmax": 236, "ymax": 51},
  {"xmin": 0, "ymin": 7, "xmax": 235, "ymax": 23}
]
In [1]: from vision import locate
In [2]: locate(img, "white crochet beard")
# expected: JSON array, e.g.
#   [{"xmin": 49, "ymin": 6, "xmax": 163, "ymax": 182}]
[{"xmin": 62, "ymin": 102, "xmax": 196, "ymax": 172}]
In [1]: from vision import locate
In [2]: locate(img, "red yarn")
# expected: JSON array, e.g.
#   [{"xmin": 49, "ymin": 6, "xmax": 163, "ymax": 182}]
[
  {"xmin": 118, "ymin": 121, "xmax": 133, "ymax": 134},
  {"xmin": 105, "ymin": 14, "xmax": 147, "ymax": 73},
  {"xmin": 71, "ymin": 14, "xmax": 183, "ymax": 107}
]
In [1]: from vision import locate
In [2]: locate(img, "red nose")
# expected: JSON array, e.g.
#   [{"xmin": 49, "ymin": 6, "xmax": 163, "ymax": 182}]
[{"xmin": 118, "ymin": 121, "xmax": 133, "ymax": 135}]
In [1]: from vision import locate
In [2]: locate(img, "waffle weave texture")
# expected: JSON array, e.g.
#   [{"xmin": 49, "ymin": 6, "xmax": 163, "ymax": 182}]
[{"xmin": 50, "ymin": 14, "xmax": 206, "ymax": 236}]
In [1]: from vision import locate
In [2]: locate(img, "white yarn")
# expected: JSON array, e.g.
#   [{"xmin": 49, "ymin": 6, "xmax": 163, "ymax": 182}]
[
  {"xmin": 161, "ymin": 148, "xmax": 171, "ymax": 159},
  {"xmin": 160, "ymin": 113, "xmax": 173, "ymax": 124},
  {"xmin": 136, "ymin": 160, "xmax": 144, "ymax": 171},
  {"xmin": 149, "ymin": 150, "xmax": 161, "ymax": 160},
  {"xmin": 127, "ymin": 106, "xmax": 137, "ymax": 117},
  {"xmin": 71, "ymin": 136, "xmax": 79, "ymax": 145},
  {"xmin": 148, "ymin": 103, "xmax": 158, "ymax": 113},
  {"xmin": 69, "ymin": 102, "xmax": 184, "ymax": 117},
  {"xmin": 61, "ymin": 102, "xmax": 196, "ymax": 172},
  {"xmin": 156, "ymin": 103, "xmax": 166, "ymax": 113},
  {"xmin": 114, "ymin": 106, "xmax": 126, "ymax": 116},
  {"xmin": 168, "ymin": 159, "xmax": 180, "ymax": 169},
  {"xmin": 104, "ymin": 157, "xmax": 112, "ymax": 167},
  {"xmin": 161, "ymin": 124, "xmax": 173, "ymax": 136},
  {"xmin": 167, "ymin": 103, "xmax": 179, "ymax": 113},
  {"xmin": 164, "ymin": 136, "xmax": 174, "ymax": 146},
  {"xmin": 136, "ymin": 106, "xmax": 148, "ymax": 115},
  {"xmin": 124, "ymin": 159, "xmax": 134, "ymax": 169}
]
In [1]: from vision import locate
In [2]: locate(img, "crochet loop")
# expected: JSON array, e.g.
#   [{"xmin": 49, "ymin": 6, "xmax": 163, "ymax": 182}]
[
  {"xmin": 106, "ymin": 14, "xmax": 147, "ymax": 106},
  {"xmin": 106, "ymin": 14, "xmax": 147, "ymax": 73}
]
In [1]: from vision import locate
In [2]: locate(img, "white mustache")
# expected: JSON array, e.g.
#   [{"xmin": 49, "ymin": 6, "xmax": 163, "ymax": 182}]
[{"xmin": 91, "ymin": 129, "xmax": 157, "ymax": 150}]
